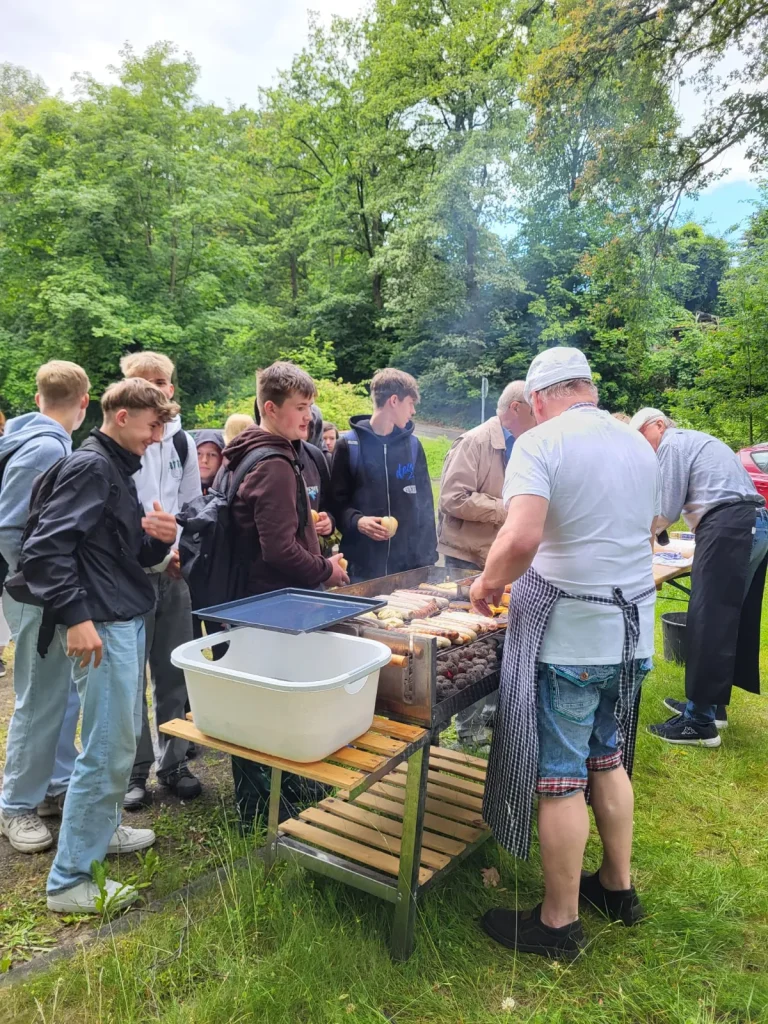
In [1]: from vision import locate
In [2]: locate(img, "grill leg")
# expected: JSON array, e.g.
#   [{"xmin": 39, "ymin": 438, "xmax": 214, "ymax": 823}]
[
  {"xmin": 391, "ymin": 745, "xmax": 429, "ymax": 961},
  {"xmin": 265, "ymin": 766, "xmax": 282, "ymax": 871}
]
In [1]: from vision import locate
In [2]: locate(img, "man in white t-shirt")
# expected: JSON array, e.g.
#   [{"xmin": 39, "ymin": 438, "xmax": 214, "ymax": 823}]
[{"xmin": 470, "ymin": 347, "xmax": 660, "ymax": 962}]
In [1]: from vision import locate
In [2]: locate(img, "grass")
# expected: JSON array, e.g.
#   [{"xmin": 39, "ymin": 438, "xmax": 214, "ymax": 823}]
[
  {"xmin": 2, "ymin": 579, "xmax": 768, "ymax": 1022},
  {"xmin": 420, "ymin": 437, "xmax": 453, "ymax": 481}
]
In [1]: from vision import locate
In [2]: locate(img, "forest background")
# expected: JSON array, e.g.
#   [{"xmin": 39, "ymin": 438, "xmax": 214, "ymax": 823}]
[{"xmin": 3, "ymin": 0, "xmax": 768, "ymax": 449}]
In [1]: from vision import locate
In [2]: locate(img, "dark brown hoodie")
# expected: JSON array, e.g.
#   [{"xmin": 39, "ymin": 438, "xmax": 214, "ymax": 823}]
[{"xmin": 224, "ymin": 426, "xmax": 332, "ymax": 595}]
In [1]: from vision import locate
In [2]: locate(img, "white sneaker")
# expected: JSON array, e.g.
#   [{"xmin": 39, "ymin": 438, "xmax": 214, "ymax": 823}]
[
  {"xmin": 0, "ymin": 810, "xmax": 53, "ymax": 853},
  {"xmin": 47, "ymin": 878, "xmax": 139, "ymax": 914},
  {"xmin": 107, "ymin": 825, "xmax": 156, "ymax": 855},
  {"xmin": 37, "ymin": 793, "xmax": 66, "ymax": 818}
]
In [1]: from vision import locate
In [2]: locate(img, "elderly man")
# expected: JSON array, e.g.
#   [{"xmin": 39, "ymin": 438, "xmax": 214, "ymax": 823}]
[
  {"xmin": 438, "ymin": 381, "xmax": 534, "ymax": 744},
  {"xmin": 630, "ymin": 409, "xmax": 768, "ymax": 747},
  {"xmin": 471, "ymin": 348, "xmax": 659, "ymax": 961}
]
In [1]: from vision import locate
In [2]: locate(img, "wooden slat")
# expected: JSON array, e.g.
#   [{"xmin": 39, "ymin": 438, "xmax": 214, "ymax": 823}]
[
  {"xmin": 352, "ymin": 793, "xmax": 484, "ymax": 842},
  {"xmin": 348, "ymin": 731, "xmax": 406, "ymax": 757},
  {"xmin": 370, "ymin": 716, "xmax": 426, "ymax": 742},
  {"xmin": 428, "ymin": 755, "xmax": 487, "ymax": 783},
  {"xmin": 327, "ymin": 746, "xmax": 386, "ymax": 773},
  {"xmin": 319, "ymin": 797, "xmax": 465, "ymax": 857},
  {"xmin": 393, "ymin": 764, "xmax": 486, "ymax": 798},
  {"xmin": 429, "ymin": 745, "xmax": 489, "ymax": 770},
  {"xmin": 159, "ymin": 719, "xmax": 365, "ymax": 790},
  {"xmin": 299, "ymin": 808, "xmax": 450, "ymax": 871},
  {"xmin": 381, "ymin": 773, "xmax": 484, "ymax": 812},
  {"xmin": 367, "ymin": 782, "xmax": 485, "ymax": 826},
  {"xmin": 279, "ymin": 819, "xmax": 433, "ymax": 885}
]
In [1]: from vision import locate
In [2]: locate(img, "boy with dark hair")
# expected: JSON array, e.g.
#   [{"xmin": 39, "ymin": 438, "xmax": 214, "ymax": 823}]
[
  {"xmin": 0, "ymin": 361, "xmax": 90, "ymax": 852},
  {"xmin": 10, "ymin": 379, "xmax": 178, "ymax": 913},
  {"xmin": 329, "ymin": 368, "xmax": 437, "ymax": 581},
  {"xmin": 120, "ymin": 352, "xmax": 203, "ymax": 809},
  {"xmin": 223, "ymin": 361, "xmax": 349, "ymax": 824}
]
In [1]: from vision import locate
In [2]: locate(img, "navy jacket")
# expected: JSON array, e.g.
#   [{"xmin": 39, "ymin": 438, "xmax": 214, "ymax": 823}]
[{"xmin": 328, "ymin": 415, "xmax": 437, "ymax": 581}]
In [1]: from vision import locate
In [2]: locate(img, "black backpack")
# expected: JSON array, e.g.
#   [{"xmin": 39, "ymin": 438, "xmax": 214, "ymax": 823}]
[{"xmin": 178, "ymin": 446, "xmax": 309, "ymax": 611}]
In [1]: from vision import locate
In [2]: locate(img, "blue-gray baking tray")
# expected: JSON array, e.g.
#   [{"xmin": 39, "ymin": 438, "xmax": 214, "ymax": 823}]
[{"xmin": 193, "ymin": 589, "xmax": 387, "ymax": 634}]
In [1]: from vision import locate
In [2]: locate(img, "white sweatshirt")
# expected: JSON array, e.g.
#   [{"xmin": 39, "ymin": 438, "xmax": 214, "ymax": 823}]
[{"xmin": 133, "ymin": 416, "xmax": 202, "ymax": 570}]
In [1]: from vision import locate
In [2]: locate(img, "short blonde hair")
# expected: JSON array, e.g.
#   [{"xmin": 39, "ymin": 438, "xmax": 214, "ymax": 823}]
[
  {"xmin": 120, "ymin": 350, "xmax": 175, "ymax": 381},
  {"xmin": 370, "ymin": 368, "xmax": 420, "ymax": 408},
  {"xmin": 36, "ymin": 361, "xmax": 91, "ymax": 408},
  {"xmin": 223, "ymin": 413, "xmax": 255, "ymax": 445},
  {"xmin": 101, "ymin": 379, "xmax": 179, "ymax": 422},
  {"xmin": 612, "ymin": 412, "xmax": 631, "ymax": 424}
]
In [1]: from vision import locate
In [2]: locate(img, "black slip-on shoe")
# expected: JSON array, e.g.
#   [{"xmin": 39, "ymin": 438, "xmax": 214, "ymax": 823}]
[
  {"xmin": 579, "ymin": 871, "xmax": 645, "ymax": 926},
  {"xmin": 647, "ymin": 715, "xmax": 721, "ymax": 747},
  {"xmin": 158, "ymin": 763, "xmax": 203, "ymax": 800},
  {"xmin": 663, "ymin": 698, "xmax": 728, "ymax": 729},
  {"xmin": 480, "ymin": 903, "xmax": 585, "ymax": 962}
]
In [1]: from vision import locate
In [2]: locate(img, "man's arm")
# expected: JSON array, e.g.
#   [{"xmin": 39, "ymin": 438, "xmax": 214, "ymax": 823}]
[
  {"xmin": 328, "ymin": 438, "xmax": 362, "ymax": 534},
  {"xmin": 438, "ymin": 437, "xmax": 505, "ymax": 524},
  {"xmin": 245, "ymin": 459, "xmax": 332, "ymax": 587},
  {"xmin": 470, "ymin": 495, "xmax": 549, "ymax": 614},
  {"xmin": 656, "ymin": 440, "xmax": 688, "ymax": 527},
  {"xmin": 0, "ymin": 436, "xmax": 68, "ymax": 572},
  {"xmin": 20, "ymin": 455, "xmax": 110, "ymax": 626}
]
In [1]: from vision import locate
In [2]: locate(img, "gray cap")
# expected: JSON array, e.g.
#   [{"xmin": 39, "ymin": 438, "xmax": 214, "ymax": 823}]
[
  {"xmin": 629, "ymin": 408, "xmax": 667, "ymax": 431},
  {"xmin": 194, "ymin": 429, "xmax": 225, "ymax": 451}
]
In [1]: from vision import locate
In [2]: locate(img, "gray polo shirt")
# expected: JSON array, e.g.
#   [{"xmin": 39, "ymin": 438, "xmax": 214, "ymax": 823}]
[{"xmin": 657, "ymin": 428, "xmax": 764, "ymax": 530}]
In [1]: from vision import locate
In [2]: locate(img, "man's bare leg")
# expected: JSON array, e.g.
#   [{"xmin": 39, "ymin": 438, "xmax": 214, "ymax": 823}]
[
  {"xmin": 538, "ymin": 792, "xmax": 590, "ymax": 928},
  {"xmin": 588, "ymin": 765, "xmax": 633, "ymax": 890}
]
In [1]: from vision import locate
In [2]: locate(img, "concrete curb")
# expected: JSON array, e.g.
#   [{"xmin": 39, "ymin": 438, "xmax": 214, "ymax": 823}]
[{"xmin": 0, "ymin": 849, "xmax": 266, "ymax": 989}]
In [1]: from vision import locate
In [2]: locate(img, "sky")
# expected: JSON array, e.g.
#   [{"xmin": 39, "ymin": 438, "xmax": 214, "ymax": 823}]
[{"xmin": 2, "ymin": 0, "xmax": 762, "ymax": 235}]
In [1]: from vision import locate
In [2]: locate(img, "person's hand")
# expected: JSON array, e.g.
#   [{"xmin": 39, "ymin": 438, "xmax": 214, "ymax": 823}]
[
  {"xmin": 327, "ymin": 553, "xmax": 350, "ymax": 587},
  {"xmin": 67, "ymin": 620, "xmax": 103, "ymax": 669},
  {"xmin": 165, "ymin": 549, "xmax": 182, "ymax": 579},
  {"xmin": 142, "ymin": 501, "xmax": 178, "ymax": 545},
  {"xmin": 469, "ymin": 574, "xmax": 504, "ymax": 618},
  {"xmin": 358, "ymin": 516, "xmax": 390, "ymax": 542},
  {"xmin": 315, "ymin": 511, "xmax": 334, "ymax": 537}
]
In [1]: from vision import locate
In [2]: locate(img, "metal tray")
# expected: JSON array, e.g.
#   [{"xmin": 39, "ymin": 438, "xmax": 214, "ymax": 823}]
[{"xmin": 194, "ymin": 589, "xmax": 387, "ymax": 634}]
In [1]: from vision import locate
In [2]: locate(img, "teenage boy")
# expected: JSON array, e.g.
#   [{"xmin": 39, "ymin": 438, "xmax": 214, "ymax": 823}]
[
  {"xmin": 119, "ymin": 352, "xmax": 202, "ymax": 810},
  {"xmin": 0, "ymin": 362, "xmax": 90, "ymax": 853},
  {"xmin": 329, "ymin": 368, "xmax": 437, "ymax": 582},
  {"xmin": 195, "ymin": 430, "xmax": 225, "ymax": 494},
  {"xmin": 223, "ymin": 361, "xmax": 349, "ymax": 825},
  {"xmin": 12, "ymin": 379, "xmax": 178, "ymax": 913}
]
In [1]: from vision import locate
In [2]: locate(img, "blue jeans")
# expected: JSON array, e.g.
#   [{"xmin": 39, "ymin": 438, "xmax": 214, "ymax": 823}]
[
  {"xmin": 47, "ymin": 618, "xmax": 145, "ymax": 895},
  {"xmin": 685, "ymin": 508, "xmax": 768, "ymax": 726},
  {"xmin": 537, "ymin": 659, "xmax": 652, "ymax": 797},
  {"xmin": 0, "ymin": 593, "xmax": 80, "ymax": 815}
]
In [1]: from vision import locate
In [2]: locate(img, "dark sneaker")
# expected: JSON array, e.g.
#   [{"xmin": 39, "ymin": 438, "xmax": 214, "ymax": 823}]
[
  {"xmin": 158, "ymin": 764, "xmax": 202, "ymax": 800},
  {"xmin": 579, "ymin": 871, "xmax": 645, "ymax": 926},
  {"xmin": 123, "ymin": 777, "xmax": 150, "ymax": 811},
  {"xmin": 186, "ymin": 743, "xmax": 199, "ymax": 760},
  {"xmin": 648, "ymin": 715, "xmax": 721, "ymax": 747},
  {"xmin": 663, "ymin": 698, "xmax": 728, "ymax": 729},
  {"xmin": 480, "ymin": 903, "xmax": 585, "ymax": 961}
]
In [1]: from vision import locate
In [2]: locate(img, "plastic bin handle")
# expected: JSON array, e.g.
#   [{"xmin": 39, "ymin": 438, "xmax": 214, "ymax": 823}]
[{"xmin": 344, "ymin": 674, "xmax": 370, "ymax": 695}]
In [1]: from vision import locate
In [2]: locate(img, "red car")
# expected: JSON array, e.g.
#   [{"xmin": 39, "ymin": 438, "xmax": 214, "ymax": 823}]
[{"xmin": 740, "ymin": 444, "xmax": 768, "ymax": 500}]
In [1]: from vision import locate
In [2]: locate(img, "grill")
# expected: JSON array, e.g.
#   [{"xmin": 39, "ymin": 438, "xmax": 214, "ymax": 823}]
[{"xmin": 334, "ymin": 566, "xmax": 504, "ymax": 731}]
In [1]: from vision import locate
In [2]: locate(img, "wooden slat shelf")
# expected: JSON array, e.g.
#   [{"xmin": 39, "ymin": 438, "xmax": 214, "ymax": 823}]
[{"xmin": 279, "ymin": 749, "xmax": 491, "ymax": 889}]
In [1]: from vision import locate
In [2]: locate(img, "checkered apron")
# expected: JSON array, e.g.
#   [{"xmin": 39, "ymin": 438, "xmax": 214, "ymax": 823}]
[{"xmin": 483, "ymin": 567, "xmax": 656, "ymax": 860}]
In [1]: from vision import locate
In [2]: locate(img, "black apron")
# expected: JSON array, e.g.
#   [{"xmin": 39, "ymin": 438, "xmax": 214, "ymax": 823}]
[{"xmin": 685, "ymin": 502, "xmax": 766, "ymax": 706}]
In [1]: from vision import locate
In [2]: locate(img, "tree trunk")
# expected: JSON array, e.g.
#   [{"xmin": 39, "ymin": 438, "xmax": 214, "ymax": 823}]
[
  {"xmin": 465, "ymin": 224, "xmax": 478, "ymax": 299},
  {"xmin": 373, "ymin": 271, "xmax": 383, "ymax": 309},
  {"xmin": 289, "ymin": 252, "xmax": 299, "ymax": 301}
]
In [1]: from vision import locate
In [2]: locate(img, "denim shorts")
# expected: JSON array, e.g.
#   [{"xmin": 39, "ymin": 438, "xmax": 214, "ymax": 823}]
[{"xmin": 536, "ymin": 658, "xmax": 652, "ymax": 798}]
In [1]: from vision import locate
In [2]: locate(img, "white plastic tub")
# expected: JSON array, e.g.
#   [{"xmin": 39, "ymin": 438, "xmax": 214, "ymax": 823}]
[{"xmin": 171, "ymin": 627, "xmax": 392, "ymax": 762}]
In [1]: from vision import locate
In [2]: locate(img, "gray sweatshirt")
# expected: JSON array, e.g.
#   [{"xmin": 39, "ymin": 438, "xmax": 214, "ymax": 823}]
[{"xmin": 0, "ymin": 412, "xmax": 72, "ymax": 573}]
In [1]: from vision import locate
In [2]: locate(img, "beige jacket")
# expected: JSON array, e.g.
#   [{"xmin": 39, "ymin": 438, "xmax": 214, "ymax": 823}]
[{"xmin": 437, "ymin": 417, "xmax": 508, "ymax": 568}]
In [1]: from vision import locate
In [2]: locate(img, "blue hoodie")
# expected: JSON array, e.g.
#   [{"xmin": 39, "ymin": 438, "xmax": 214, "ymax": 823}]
[{"xmin": 0, "ymin": 412, "xmax": 72, "ymax": 573}]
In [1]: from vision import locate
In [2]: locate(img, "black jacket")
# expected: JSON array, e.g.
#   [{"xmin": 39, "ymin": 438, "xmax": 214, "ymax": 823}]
[
  {"xmin": 328, "ymin": 415, "xmax": 437, "ymax": 581},
  {"xmin": 20, "ymin": 429, "xmax": 170, "ymax": 625}
]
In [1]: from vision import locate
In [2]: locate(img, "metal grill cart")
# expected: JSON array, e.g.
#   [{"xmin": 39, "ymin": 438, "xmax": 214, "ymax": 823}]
[{"xmin": 161, "ymin": 567, "xmax": 500, "ymax": 960}]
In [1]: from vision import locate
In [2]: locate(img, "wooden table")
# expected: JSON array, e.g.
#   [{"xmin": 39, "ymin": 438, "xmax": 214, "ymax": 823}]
[
  {"xmin": 159, "ymin": 714, "xmax": 491, "ymax": 960},
  {"xmin": 653, "ymin": 541, "xmax": 694, "ymax": 595}
]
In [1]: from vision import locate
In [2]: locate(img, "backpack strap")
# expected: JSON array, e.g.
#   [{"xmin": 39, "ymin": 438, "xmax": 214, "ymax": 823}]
[
  {"xmin": 225, "ymin": 446, "xmax": 309, "ymax": 534},
  {"xmin": 342, "ymin": 430, "xmax": 359, "ymax": 479},
  {"xmin": 172, "ymin": 430, "xmax": 189, "ymax": 467}
]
